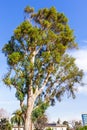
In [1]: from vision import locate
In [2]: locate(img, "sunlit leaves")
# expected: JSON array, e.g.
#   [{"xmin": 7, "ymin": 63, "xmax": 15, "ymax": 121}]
[
  {"xmin": 24, "ymin": 6, "xmax": 34, "ymax": 14},
  {"xmin": 2, "ymin": 6, "xmax": 83, "ymax": 120},
  {"xmin": 14, "ymin": 21, "xmax": 32, "ymax": 40},
  {"xmin": 8, "ymin": 52, "xmax": 23, "ymax": 65},
  {"xmin": 31, "ymin": 102, "xmax": 49, "ymax": 122},
  {"xmin": 11, "ymin": 110, "xmax": 24, "ymax": 126},
  {"xmin": 3, "ymin": 76, "xmax": 11, "ymax": 86}
]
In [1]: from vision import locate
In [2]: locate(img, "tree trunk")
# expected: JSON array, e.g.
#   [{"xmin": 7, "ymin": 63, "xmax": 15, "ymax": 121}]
[
  {"xmin": 18, "ymin": 125, "xmax": 20, "ymax": 130},
  {"xmin": 24, "ymin": 114, "xmax": 32, "ymax": 130},
  {"xmin": 24, "ymin": 92, "xmax": 34, "ymax": 130}
]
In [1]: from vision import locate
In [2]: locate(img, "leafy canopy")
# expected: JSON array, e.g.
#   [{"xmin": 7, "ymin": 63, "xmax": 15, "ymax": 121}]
[
  {"xmin": 11, "ymin": 110, "xmax": 24, "ymax": 126},
  {"xmin": 3, "ymin": 6, "xmax": 83, "ymax": 109}
]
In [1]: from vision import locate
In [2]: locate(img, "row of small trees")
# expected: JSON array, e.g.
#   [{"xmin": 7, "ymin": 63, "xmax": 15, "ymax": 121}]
[
  {"xmin": 0, "ymin": 108, "xmax": 48, "ymax": 130},
  {"xmin": 62, "ymin": 120, "xmax": 87, "ymax": 130},
  {"xmin": 11, "ymin": 109, "xmax": 48, "ymax": 130},
  {"xmin": 0, "ymin": 108, "xmax": 87, "ymax": 130}
]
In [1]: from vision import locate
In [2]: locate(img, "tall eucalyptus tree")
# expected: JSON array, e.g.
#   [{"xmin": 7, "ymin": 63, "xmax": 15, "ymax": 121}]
[{"xmin": 3, "ymin": 6, "xmax": 83, "ymax": 130}]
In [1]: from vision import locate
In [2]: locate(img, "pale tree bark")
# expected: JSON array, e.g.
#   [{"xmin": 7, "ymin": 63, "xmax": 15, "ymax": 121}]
[
  {"xmin": 24, "ymin": 52, "xmax": 36, "ymax": 130},
  {"xmin": 24, "ymin": 53, "xmax": 36, "ymax": 130},
  {"xmin": 24, "ymin": 52, "xmax": 50, "ymax": 130},
  {"xmin": 18, "ymin": 125, "xmax": 20, "ymax": 130},
  {"xmin": 24, "ymin": 97, "xmax": 34, "ymax": 130},
  {"xmin": 24, "ymin": 74, "xmax": 50, "ymax": 130},
  {"xmin": 24, "ymin": 85, "xmax": 35, "ymax": 130}
]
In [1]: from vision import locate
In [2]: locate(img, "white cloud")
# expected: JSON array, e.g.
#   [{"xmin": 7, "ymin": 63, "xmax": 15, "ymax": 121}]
[
  {"xmin": 78, "ymin": 86, "xmax": 87, "ymax": 95},
  {"xmin": 0, "ymin": 100, "xmax": 19, "ymax": 105},
  {"xmin": 69, "ymin": 48, "xmax": 87, "ymax": 73},
  {"xmin": 69, "ymin": 47, "xmax": 87, "ymax": 95}
]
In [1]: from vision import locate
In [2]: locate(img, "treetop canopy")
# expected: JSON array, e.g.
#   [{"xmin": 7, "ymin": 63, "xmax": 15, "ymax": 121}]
[{"xmin": 2, "ymin": 6, "xmax": 83, "ymax": 106}]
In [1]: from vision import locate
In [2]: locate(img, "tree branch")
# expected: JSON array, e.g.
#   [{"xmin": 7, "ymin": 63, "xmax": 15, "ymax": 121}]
[{"xmin": 35, "ymin": 73, "xmax": 50, "ymax": 98}]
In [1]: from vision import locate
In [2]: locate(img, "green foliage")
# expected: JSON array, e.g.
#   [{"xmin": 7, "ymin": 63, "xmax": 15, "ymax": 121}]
[
  {"xmin": 11, "ymin": 110, "xmax": 24, "ymax": 126},
  {"xmin": 8, "ymin": 52, "xmax": 23, "ymax": 65},
  {"xmin": 46, "ymin": 128, "xmax": 53, "ymax": 130},
  {"xmin": 3, "ymin": 76, "xmax": 11, "ymax": 86},
  {"xmin": 24, "ymin": 6, "xmax": 34, "ymax": 13},
  {"xmin": 32, "ymin": 102, "xmax": 49, "ymax": 122},
  {"xmin": 0, "ymin": 118, "xmax": 12, "ymax": 130},
  {"xmin": 2, "ymin": 6, "xmax": 83, "ymax": 129},
  {"xmin": 76, "ymin": 126, "xmax": 87, "ymax": 130}
]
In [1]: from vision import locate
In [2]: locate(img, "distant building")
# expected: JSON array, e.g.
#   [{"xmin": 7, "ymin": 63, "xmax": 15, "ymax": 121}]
[
  {"xmin": 44, "ymin": 123, "xmax": 67, "ymax": 130},
  {"xmin": 12, "ymin": 123, "xmax": 67, "ymax": 130},
  {"xmin": 82, "ymin": 114, "xmax": 87, "ymax": 126},
  {"xmin": 12, "ymin": 126, "xmax": 24, "ymax": 130}
]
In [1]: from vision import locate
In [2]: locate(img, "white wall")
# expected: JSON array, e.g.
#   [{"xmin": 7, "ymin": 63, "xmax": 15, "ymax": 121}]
[
  {"xmin": 12, "ymin": 127, "xmax": 23, "ymax": 130},
  {"xmin": 45, "ymin": 126, "xmax": 67, "ymax": 130}
]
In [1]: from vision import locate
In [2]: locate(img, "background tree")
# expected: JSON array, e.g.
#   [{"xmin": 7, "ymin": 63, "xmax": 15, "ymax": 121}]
[
  {"xmin": 34, "ymin": 114, "xmax": 48, "ymax": 130},
  {"xmin": 62, "ymin": 121, "xmax": 70, "ymax": 130},
  {"xmin": 76, "ymin": 125, "xmax": 87, "ymax": 130},
  {"xmin": 0, "ymin": 108, "xmax": 9, "ymax": 120},
  {"xmin": 0, "ymin": 118, "xmax": 12, "ymax": 130},
  {"xmin": 69, "ymin": 120, "xmax": 82, "ymax": 130},
  {"xmin": 45, "ymin": 128, "xmax": 53, "ymax": 130},
  {"xmin": 75, "ymin": 120, "xmax": 82, "ymax": 130},
  {"xmin": 11, "ymin": 110, "xmax": 24, "ymax": 130},
  {"xmin": 57, "ymin": 118, "xmax": 61, "ymax": 124},
  {"xmin": 2, "ymin": 6, "xmax": 83, "ymax": 130}
]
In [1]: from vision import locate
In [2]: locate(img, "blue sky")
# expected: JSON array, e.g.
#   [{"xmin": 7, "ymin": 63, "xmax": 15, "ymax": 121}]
[{"xmin": 0, "ymin": 0, "xmax": 87, "ymax": 123}]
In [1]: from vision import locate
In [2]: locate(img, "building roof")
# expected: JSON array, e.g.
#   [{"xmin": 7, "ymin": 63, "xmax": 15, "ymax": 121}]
[
  {"xmin": 12, "ymin": 123, "xmax": 67, "ymax": 128},
  {"xmin": 45, "ymin": 123, "xmax": 67, "ymax": 128},
  {"xmin": 13, "ymin": 125, "xmax": 24, "ymax": 128}
]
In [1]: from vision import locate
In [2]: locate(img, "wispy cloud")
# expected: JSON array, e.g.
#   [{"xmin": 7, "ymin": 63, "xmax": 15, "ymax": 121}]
[
  {"xmin": 78, "ymin": 86, "xmax": 87, "ymax": 95},
  {"xmin": 0, "ymin": 100, "xmax": 19, "ymax": 105},
  {"xmin": 69, "ymin": 47, "xmax": 87, "ymax": 73},
  {"xmin": 69, "ymin": 47, "xmax": 87, "ymax": 95},
  {"xmin": 81, "ymin": 40, "xmax": 87, "ymax": 44}
]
